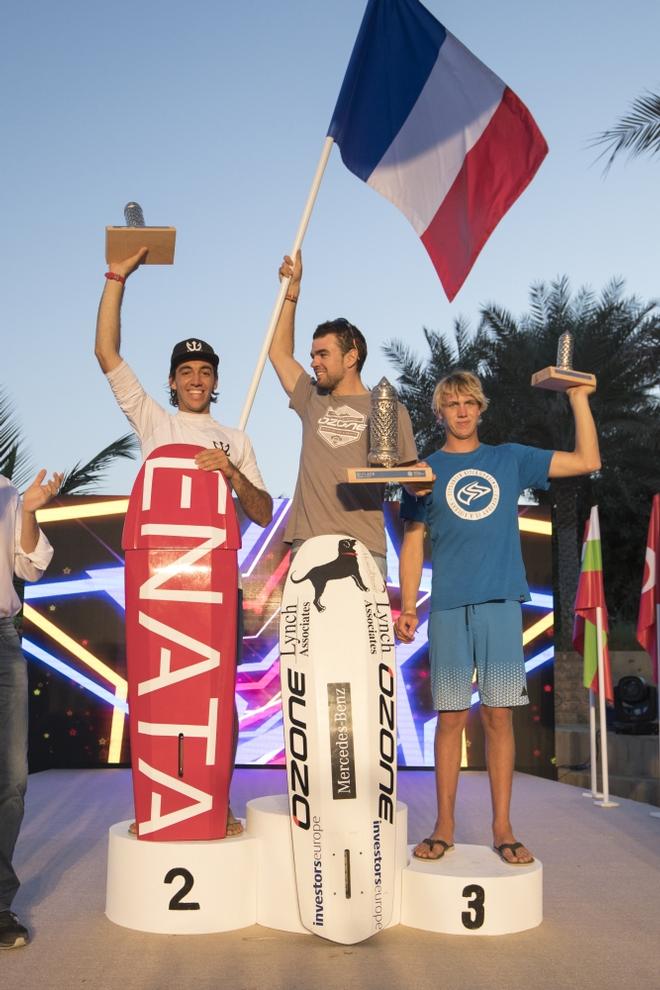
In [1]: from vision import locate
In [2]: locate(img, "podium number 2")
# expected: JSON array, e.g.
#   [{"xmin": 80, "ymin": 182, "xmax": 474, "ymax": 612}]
[
  {"xmin": 461, "ymin": 884, "xmax": 485, "ymax": 929},
  {"xmin": 164, "ymin": 868, "xmax": 200, "ymax": 910}
]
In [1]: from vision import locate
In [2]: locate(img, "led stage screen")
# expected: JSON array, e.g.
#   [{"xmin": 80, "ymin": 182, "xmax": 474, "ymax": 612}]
[{"xmin": 24, "ymin": 498, "xmax": 554, "ymax": 776}]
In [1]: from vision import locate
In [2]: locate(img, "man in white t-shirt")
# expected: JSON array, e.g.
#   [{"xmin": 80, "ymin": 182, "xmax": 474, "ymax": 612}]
[{"xmin": 95, "ymin": 247, "xmax": 273, "ymax": 835}]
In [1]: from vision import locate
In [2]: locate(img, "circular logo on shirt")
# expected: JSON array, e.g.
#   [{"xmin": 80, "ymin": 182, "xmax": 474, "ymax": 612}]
[{"xmin": 445, "ymin": 469, "xmax": 499, "ymax": 520}]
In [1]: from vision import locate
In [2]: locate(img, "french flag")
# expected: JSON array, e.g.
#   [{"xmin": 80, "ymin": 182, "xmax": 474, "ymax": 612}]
[{"xmin": 328, "ymin": 0, "xmax": 548, "ymax": 301}]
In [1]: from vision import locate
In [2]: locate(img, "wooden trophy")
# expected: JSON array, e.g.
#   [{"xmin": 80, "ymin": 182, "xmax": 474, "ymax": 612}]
[
  {"xmin": 106, "ymin": 202, "xmax": 176, "ymax": 265},
  {"xmin": 531, "ymin": 332, "xmax": 596, "ymax": 391},
  {"xmin": 346, "ymin": 377, "xmax": 434, "ymax": 485}
]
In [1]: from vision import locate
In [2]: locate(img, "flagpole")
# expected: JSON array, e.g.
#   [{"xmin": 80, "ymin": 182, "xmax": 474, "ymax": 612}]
[
  {"xmin": 582, "ymin": 688, "xmax": 602, "ymax": 799},
  {"xmin": 238, "ymin": 136, "xmax": 335, "ymax": 431},
  {"xmin": 652, "ymin": 601, "xmax": 660, "ymax": 819},
  {"xmin": 594, "ymin": 605, "xmax": 618, "ymax": 808}
]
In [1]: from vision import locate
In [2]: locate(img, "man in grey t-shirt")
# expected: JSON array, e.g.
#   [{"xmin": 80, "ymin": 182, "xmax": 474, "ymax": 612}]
[{"xmin": 269, "ymin": 252, "xmax": 418, "ymax": 574}]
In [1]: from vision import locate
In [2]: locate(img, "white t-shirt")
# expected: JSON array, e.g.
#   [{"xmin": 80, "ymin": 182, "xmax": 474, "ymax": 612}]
[
  {"xmin": 105, "ymin": 360, "xmax": 266, "ymax": 491},
  {"xmin": 0, "ymin": 477, "xmax": 53, "ymax": 617}
]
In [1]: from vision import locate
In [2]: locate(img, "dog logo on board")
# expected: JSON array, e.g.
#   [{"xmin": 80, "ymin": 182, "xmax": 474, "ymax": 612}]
[
  {"xmin": 317, "ymin": 405, "xmax": 367, "ymax": 449},
  {"xmin": 291, "ymin": 538, "xmax": 369, "ymax": 612}
]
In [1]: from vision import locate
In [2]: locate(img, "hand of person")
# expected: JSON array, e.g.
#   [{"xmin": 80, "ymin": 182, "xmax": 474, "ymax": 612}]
[
  {"xmin": 278, "ymin": 250, "xmax": 302, "ymax": 292},
  {"xmin": 566, "ymin": 382, "xmax": 597, "ymax": 400},
  {"xmin": 195, "ymin": 447, "xmax": 237, "ymax": 480},
  {"xmin": 394, "ymin": 609, "xmax": 418, "ymax": 643},
  {"xmin": 402, "ymin": 461, "xmax": 436, "ymax": 497},
  {"xmin": 109, "ymin": 246, "xmax": 149, "ymax": 281},
  {"xmin": 22, "ymin": 470, "xmax": 63, "ymax": 514}
]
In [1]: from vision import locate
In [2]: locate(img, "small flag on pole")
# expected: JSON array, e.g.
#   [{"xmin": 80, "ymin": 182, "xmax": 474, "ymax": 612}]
[
  {"xmin": 636, "ymin": 493, "xmax": 660, "ymax": 681},
  {"xmin": 328, "ymin": 0, "xmax": 548, "ymax": 301},
  {"xmin": 573, "ymin": 506, "xmax": 614, "ymax": 702}
]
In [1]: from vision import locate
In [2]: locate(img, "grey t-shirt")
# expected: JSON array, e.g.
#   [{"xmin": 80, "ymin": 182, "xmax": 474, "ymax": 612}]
[{"xmin": 284, "ymin": 372, "xmax": 418, "ymax": 557}]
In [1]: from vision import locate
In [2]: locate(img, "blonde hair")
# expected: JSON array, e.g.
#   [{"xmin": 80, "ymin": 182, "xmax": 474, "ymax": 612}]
[{"xmin": 431, "ymin": 370, "xmax": 489, "ymax": 418}]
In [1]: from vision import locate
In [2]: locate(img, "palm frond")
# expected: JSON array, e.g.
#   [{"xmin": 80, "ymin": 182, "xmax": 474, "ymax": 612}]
[
  {"xmin": 592, "ymin": 90, "xmax": 660, "ymax": 173},
  {"xmin": 60, "ymin": 433, "xmax": 139, "ymax": 495},
  {"xmin": 0, "ymin": 385, "xmax": 33, "ymax": 489}
]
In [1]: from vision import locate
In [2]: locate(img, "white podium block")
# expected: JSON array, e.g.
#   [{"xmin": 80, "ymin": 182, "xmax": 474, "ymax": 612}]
[
  {"xmin": 401, "ymin": 843, "xmax": 542, "ymax": 936},
  {"xmin": 105, "ymin": 820, "xmax": 257, "ymax": 934},
  {"xmin": 246, "ymin": 795, "xmax": 409, "ymax": 934},
  {"xmin": 247, "ymin": 795, "xmax": 306, "ymax": 934}
]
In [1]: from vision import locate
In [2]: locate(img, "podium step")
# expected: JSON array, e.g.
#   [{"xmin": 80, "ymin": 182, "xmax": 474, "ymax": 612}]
[
  {"xmin": 401, "ymin": 843, "xmax": 542, "ymax": 935},
  {"xmin": 247, "ymin": 794, "xmax": 409, "ymax": 934},
  {"xmin": 105, "ymin": 820, "xmax": 256, "ymax": 934}
]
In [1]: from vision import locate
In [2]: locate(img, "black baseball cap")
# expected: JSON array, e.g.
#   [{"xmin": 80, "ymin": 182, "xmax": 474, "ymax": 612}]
[{"xmin": 170, "ymin": 339, "xmax": 219, "ymax": 376}]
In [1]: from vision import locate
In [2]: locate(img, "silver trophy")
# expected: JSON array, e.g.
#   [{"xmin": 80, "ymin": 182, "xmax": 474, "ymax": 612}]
[
  {"xmin": 346, "ymin": 376, "xmax": 433, "ymax": 485},
  {"xmin": 369, "ymin": 377, "xmax": 399, "ymax": 468},
  {"xmin": 532, "ymin": 330, "xmax": 596, "ymax": 391},
  {"xmin": 105, "ymin": 201, "xmax": 176, "ymax": 266},
  {"xmin": 124, "ymin": 202, "xmax": 146, "ymax": 227}
]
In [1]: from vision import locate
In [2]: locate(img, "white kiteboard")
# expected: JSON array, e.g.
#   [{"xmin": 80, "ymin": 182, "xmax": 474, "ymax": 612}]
[{"xmin": 280, "ymin": 534, "xmax": 397, "ymax": 944}]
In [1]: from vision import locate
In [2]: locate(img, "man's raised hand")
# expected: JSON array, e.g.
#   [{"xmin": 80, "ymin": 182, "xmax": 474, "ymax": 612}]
[{"xmin": 109, "ymin": 246, "xmax": 149, "ymax": 281}]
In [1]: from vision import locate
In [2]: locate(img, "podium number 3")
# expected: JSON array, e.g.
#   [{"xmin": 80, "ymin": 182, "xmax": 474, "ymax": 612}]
[
  {"xmin": 461, "ymin": 884, "xmax": 485, "ymax": 929},
  {"xmin": 165, "ymin": 868, "xmax": 200, "ymax": 910}
]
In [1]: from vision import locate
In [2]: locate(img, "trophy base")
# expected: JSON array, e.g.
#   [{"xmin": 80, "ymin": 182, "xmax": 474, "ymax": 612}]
[
  {"xmin": 346, "ymin": 466, "xmax": 435, "ymax": 485},
  {"xmin": 531, "ymin": 367, "xmax": 597, "ymax": 391},
  {"xmin": 105, "ymin": 226, "xmax": 176, "ymax": 265}
]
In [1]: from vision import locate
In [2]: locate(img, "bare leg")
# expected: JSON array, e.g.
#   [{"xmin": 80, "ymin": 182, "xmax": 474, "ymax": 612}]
[
  {"xmin": 480, "ymin": 704, "xmax": 533, "ymax": 863},
  {"xmin": 414, "ymin": 709, "xmax": 468, "ymax": 859}
]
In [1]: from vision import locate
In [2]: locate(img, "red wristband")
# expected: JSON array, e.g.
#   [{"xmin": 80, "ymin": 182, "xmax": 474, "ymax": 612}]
[{"xmin": 104, "ymin": 271, "xmax": 126, "ymax": 285}]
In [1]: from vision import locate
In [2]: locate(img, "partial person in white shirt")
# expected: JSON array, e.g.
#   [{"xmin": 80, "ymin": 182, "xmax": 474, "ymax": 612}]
[
  {"xmin": 0, "ymin": 469, "xmax": 61, "ymax": 949},
  {"xmin": 95, "ymin": 247, "xmax": 273, "ymax": 837}
]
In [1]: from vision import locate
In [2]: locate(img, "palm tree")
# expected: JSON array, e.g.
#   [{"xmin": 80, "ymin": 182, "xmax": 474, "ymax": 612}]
[
  {"xmin": 0, "ymin": 386, "xmax": 33, "ymax": 490},
  {"xmin": 1, "ymin": 382, "xmax": 140, "ymax": 615},
  {"xmin": 592, "ymin": 90, "xmax": 660, "ymax": 172},
  {"xmin": 383, "ymin": 318, "xmax": 491, "ymax": 458},
  {"xmin": 1, "ymin": 383, "xmax": 139, "ymax": 494},
  {"xmin": 385, "ymin": 278, "xmax": 660, "ymax": 648},
  {"xmin": 59, "ymin": 433, "xmax": 139, "ymax": 494}
]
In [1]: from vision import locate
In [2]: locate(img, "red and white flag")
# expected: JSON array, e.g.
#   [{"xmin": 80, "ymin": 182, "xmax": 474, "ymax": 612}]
[{"xmin": 636, "ymin": 493, "xmax": 660, "ymax": 681}]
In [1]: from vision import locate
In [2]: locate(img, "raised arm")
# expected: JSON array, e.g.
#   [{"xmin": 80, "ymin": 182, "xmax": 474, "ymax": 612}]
[
  {"xmin": 548, "ymin": 384, "xmax": 601, "ymax": 478},
  {"xmin": 268, "ymin": 251, "xmax": 306, "ymax": 397},
  {"xmin": 94, "ymin": 247, "xmax": 149, "ymax": 373},
  {"xmin": 20, "ymin": 469, "xmax": 63, "ymax": 555},
  {"xmin": 394, "ymin": 520, "xmax": 426, "ymax": 643}
]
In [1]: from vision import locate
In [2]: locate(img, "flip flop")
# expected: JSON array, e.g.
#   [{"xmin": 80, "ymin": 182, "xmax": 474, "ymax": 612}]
[
  {"xmin": 493, "ymin": 841, "xmax": 534, "ymax": 865},
  {"xmin": 413, "ymin": 838, "xmax": 455, "ymax": 860}
]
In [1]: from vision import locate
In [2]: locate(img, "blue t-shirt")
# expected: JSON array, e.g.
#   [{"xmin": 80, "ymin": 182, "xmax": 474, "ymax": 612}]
[{"xmin": 400, "ymin": 443, "xmax": 553, "ymax": 611}]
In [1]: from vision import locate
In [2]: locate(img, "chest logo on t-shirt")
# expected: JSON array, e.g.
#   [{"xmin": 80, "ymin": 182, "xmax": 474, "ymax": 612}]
[
  {"xmin": 445, "ymin": 469, "xmax": 500, "ymax": 520},
  {"xmin": 317, "ymin": 405, "xmax": 367, "ymax": 449}
]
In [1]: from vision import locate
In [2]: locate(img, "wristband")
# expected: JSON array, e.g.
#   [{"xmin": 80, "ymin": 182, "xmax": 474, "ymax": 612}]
[
  {"xmin": 105, "ymin": 271, "xmax": 126, "ymax": 285},
  {"xmin": 285, "ymin": 294, "xmax": 298, "ymax": 304}
]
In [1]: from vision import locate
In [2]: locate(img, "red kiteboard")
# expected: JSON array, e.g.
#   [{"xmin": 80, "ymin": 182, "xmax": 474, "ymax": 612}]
[{"xmin": 122, "ymin": 443, "xmax": 241, "ymax": 841}]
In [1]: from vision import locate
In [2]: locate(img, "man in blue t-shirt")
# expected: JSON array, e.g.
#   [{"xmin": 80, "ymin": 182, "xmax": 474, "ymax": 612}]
[{"xmin": 395, "ymin": 370, "xmax": 600, "ymax": 864}]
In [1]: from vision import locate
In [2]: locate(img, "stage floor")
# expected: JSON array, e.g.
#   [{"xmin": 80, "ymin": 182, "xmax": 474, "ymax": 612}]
[{"xmin": 6, "ymin": 768, "xmax": 659, "ymax": 989}]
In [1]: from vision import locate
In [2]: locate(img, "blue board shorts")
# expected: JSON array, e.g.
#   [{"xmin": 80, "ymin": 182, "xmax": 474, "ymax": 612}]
[{"xmin": 428, "ymin": 600, "xmax": 528, "ymax": 710}]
